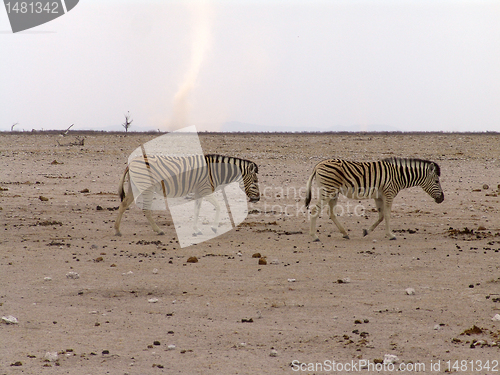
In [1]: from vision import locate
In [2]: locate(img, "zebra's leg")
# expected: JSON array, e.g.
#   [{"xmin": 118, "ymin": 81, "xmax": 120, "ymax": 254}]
[
  {"xmin": 383, "ymin": 200, "xmax": 396, "ymax": 240},
  {"xmin": 114, "ymin": 184, "xmax": 134, "ymax": 236},
  {"xmin": 143, "ymin": 209, "xmax": 165, "ymax": 235},
  {"xmin": 309, "ymin": 198, "xmax": 328, "ymax": 242},
  {"xmin": 204, "ymin": 194, "xmax": 220, "ymax": 233},
  {"xmin": 328, "ymin": 198, "xmax": 350, "ymax": 239},
  {"xmin": 363, "ymin": 198, "xmax": 384, "ymax": 237},
  {"xmin": 141, "ymin": 187, "xmax": 164, "ymax": 235},
  {"xmin": 192, "ymin": 198, "xmax": 203, "ymax": 236}
]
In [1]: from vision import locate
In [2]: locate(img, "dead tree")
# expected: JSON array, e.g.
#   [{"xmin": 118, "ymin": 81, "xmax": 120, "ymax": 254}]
[
  {"xmin": 56, "ymin": 136, "xmax": 85, "ymax": 147},
  {"xmin": 11, "ymin": 122, "xmax": 18, "ymax": 131},
  {"xmin": 122, "ymin": 112, "xmax": 133, "ymax": 132},
  {"xmin": 60, "ymin": 123, "xmax": 74, "ymax": 136}
]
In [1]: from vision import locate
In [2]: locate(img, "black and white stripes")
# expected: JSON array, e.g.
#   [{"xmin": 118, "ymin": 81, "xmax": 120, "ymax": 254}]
[
  {"xmin": 305, "ymin": 157, "xmax": 444, "ymax": 241},
  {"xmin": 114, "ymin": 154, "xmax": 259, "ymax": 236}
]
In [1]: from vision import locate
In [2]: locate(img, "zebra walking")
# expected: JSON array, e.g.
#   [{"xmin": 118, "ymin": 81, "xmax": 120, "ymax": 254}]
[
  {"xmin": 114, "ymin": 154, "xmax": 260, "ymax": 236},
  {"xmin": 305, "ymin": 157, "xmax": 444, "ymax": 241}
]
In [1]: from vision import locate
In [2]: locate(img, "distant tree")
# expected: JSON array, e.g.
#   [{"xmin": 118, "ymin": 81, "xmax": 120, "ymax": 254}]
[{"xmin": 122, "ymin": 112, "xmax": 133, "ymax": 132}]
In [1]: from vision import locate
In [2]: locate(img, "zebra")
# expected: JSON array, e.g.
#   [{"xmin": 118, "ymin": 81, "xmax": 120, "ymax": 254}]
[
  {"xmin": 114, "ymin": 154, "xmax": 260, "ymax": 236},
  {"xmin": 305, "ymin": 157, "xmax": 444, "ymax": 241}
]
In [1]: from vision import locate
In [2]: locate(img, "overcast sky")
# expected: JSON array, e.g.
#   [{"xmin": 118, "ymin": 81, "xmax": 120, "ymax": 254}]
[{"xmin": 1, "ymin": 0, "xmax": 499, "ymax": 132}]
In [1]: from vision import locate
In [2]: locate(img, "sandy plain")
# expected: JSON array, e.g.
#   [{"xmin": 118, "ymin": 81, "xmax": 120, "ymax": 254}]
[{"xmin": 1, "ymin": 132, "xmax": 500, "ymax": 374}]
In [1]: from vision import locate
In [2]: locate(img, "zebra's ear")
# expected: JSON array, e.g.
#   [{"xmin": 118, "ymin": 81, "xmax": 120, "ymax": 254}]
[
  {"xmin": 249, "ymin": 163, "xmax": 258, "ymax": 174},
  {"xmin": 428, "ymin": 162, "xmax": 438, "ymax": 175}
]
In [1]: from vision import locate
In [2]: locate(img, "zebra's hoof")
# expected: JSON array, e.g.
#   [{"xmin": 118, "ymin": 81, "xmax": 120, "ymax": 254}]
[
  {"xmin": 313, "ymin": 238, "xmax": 320, "ymax": 242},
  {"xmin": 389, "ymin": 236, "xmax": 397, "ymax": 241},
  {"xmin": 158, "ymin": 231, "xmax": 165, "ymax": 236},
  {"xmin": 343, "ymin": 235, "xmax": 350, "ymax": 240},
  {"xmin": 115, "ymin": 232, "xmax": 122, "ymax": 237},
  {"xmin": 362, "ymin": 229, "xmax": 368, "ymax": 237}
]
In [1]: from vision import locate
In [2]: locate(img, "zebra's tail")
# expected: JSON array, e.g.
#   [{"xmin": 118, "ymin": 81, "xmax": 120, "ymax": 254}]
[
  {"xmin": 118, "ymin": 165, "xmax": 129, "ymax": 202},
  {"xmin": 305, "ymin": 169, "xmax": 316, "ymax": 209}
]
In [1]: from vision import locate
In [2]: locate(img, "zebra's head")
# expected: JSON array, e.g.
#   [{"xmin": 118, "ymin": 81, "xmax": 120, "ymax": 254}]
[
  {"xmin": 422, "ymin": 161, "xmax": 444, "ymax": 204},
  {"xmin": 242, "ymin": 162, "xmax": 260, "ymax": 203}
]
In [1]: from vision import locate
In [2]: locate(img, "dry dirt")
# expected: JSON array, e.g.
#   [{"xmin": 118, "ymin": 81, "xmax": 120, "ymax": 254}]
[{"xmin": 1, "ymin": 132, "xmax": 500, "ymax": 374}]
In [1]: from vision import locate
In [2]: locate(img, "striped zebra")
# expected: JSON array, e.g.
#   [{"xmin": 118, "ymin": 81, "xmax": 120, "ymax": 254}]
[
  {"xmin": 305, "ymin": 157, "xmax": 444, "ymax": 241},
  {"xmin": 114, "ymin": 154, "xmax": 259, "ymax": 236}
]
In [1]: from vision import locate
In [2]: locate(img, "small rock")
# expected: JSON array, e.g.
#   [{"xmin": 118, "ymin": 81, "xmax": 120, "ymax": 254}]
[
  {"xmin": 491, "ymin": 314, "xmax": 500, "ymax": 322},
  {"xmin": 258, "ymin": 257, "xmax": 267, "ymax": 265},
  {"xmin": 10, "ymin": 361, "xmax": 22, "ymax": 367},
  {"xmin": 269, "ymin": 349, "xmax": 278, "ymax": 357},
  {"xmin": 80, "ymin": 188, "xmax": 90, "ymax": 193},
  {"xmin": 44, "ymin": 277, "xmax": 52, "ymax": 281},
  {"xmin": 122, "ymin": 271, "xmax": 133, "ymax": 275},
  {"xmin": 152, "ymin": 268, "xmax": 158, "ymax": 274},
  {"xmin": 96, "ymin": 205, "xmax": 103, "ymax": 210},
  {"xmin": 433, "ymin": 324, "xmax": 441, "ymax": 330},
  {"xmin": 50, "ymin": 160, "xmax": 62, "ymax": 165},
  {"xmin": 148, "ymin": 298, "xmax": 159, "ymax": 303},
  {"xmin": 483, "ymin": 184, "xmax": 489, "ymax": 190},
  {"xmin": 383, "ymin": 354, "xmax": 399, "ymax": 365},
  {"xmin": 94, "ymin": 256, "xmax": 104, "ymax": 262},
  {"xmin": 405, "ymin": 288, "xmax": 415, "ymax": 295},
  {"xmin": 186, "ymin": 256, "xmax": 198, "ymax": 263},
  {"xmin": 269, "ymin": 259, "xmax": 279, "ymax": 265},
  {"xmin": 44, "ymin": 352, "xmax": 58, "ymax": 362},
  {"xmin": 90, "ymin": 244, "xmax": 98, "ymax": 249},
  {"xmin": 287, "ymin": 278, "xmax": 296, "ymax": 283},
  {"xmin": 167, "ymin": 345, "xmax": 176, "ymax": 350},
  {"xmin": 252, "ymin": 253, "xmax": 261, "ymax": 258},
  {"xmin": 66, "ymin": 271, "xmax": 80, "ymax": 279},
  {"xmin": 153, "ymin": 340, "xmax": 161, "ymax": 346},
  {"xmin": 2, "ymin": 315, "xmax": 19, "ymax": 324},
  {"xmin": 39, "ymin": 196, "xmax": 49, "ymax": 201}
]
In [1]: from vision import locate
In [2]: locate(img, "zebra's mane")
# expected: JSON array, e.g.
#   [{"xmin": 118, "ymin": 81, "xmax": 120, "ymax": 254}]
[
  {"xmin": 205, "ymin": 154, "xmax": 258, "ymax": 173},
  {"xmin": 382, "ymin": 157, "xmax": 441, "ymax": 177}
]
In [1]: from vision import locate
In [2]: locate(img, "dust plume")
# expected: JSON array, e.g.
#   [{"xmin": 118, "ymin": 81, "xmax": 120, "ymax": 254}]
[{"xmin": 169, "ymin": 1, "xmax": 213, "ymax": 130}]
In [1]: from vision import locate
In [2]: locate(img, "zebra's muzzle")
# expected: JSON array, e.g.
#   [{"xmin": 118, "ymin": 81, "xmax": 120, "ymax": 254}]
[{"xmin": 435, "ymin": 193, "xmax": 444, "ymax": 204}]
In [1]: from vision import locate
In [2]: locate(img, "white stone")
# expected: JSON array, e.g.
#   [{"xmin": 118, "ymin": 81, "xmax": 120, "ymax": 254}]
[
  {"xmin": 383, "ymin": 354, "xmax": 399, "ymax": 365},
  {"xmin": 405, "ymin": 288, "xmax": 416, "ymax": 295},
  {"xmin": 1, "ymin": 315, "xmax": 18, "ymax": 324},
  {"xmin": 44, "ymin": 352, "xmax": 59, "ymax": 362}
]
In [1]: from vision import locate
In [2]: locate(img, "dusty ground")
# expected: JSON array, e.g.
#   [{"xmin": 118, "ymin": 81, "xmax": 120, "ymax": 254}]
[{"xmin": 1, "ymin": 132, "xmax": 500, "ymax": 374}]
